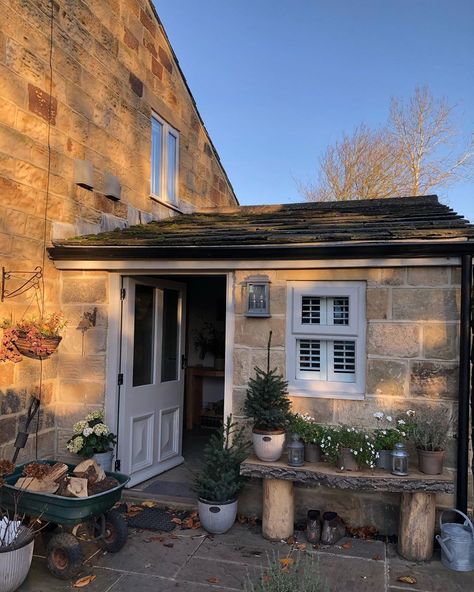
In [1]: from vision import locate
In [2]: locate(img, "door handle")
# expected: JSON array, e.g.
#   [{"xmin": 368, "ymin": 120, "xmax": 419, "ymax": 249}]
[{"xmin": 181, "ymin": 354, "xmax": 187, "ymax": 369}]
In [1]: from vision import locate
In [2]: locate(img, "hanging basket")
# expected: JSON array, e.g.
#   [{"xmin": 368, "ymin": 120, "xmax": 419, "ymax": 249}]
[{"xmin": 14, "ymin": 335, "xmax": 62, "ymax": 360}]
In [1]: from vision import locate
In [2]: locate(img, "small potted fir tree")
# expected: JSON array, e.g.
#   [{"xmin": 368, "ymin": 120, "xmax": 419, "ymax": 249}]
[
  {"xmin": 192, "ymin": 416, "xmax": 250, "ymax": 534},
  {"xmin": 244, "ymin": 332, "xmax": 291, "ymax": 462}
]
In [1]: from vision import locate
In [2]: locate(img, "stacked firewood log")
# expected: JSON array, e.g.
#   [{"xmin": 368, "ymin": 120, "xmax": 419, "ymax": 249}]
[{"xmin": 14, "ymin": 460, "xmax": 119, "ymax": 497}]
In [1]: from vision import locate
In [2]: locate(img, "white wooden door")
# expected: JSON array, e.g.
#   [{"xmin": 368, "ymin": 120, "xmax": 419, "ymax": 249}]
[{"xmin": 119, "ymin": 278, "xmax": 186, "ymax": 487}]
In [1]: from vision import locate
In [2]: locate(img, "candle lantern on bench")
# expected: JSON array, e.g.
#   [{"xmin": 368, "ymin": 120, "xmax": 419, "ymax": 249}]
[
  {"xmin": 287, "ymin": 433, "xmax": 305, "ymax": 467},
  {"xmin": 391, "ymin": 442, "xmax": 409, "ymax": 476}
]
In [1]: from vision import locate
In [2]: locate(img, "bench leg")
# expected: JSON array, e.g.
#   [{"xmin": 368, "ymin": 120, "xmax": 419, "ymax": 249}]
[
  {"xmin": 262, "ymin": 478, "xmax": 294, "ymax": 541},
  {"xmin": 398, "ymin": 492, "xmax": 436, "ymax": 561}
]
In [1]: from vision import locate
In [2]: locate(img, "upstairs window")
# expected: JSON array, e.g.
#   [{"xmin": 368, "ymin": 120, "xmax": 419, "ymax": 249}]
[
  {"xmin": 287, "ymin": 281, "xmax": 366, "ymax": 399},
  {"xmin": 151, "ymin": 114, "xmax": 179, "ymax": 205}
]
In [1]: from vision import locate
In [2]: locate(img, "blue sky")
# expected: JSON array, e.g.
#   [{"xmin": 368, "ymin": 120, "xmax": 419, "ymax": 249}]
[{"xmin": 155, "ymin": 1, "xmax": 474, "ymax": 220}]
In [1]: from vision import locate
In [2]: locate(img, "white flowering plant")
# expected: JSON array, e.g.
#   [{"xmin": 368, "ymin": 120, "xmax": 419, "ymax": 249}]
[
  {"xmin": 319, "ymin": 426, "xmax": 377, "ymax": 469},
  {"xmin": 66, "ymin": 410, "xmax": 117, "ymax": 457},
  {"xmin": 289, "ymin": 412, "xmax": 324, "ymax": 444},
  {"xmin": 372, "ymin": 411, "xmax": 408, "ymax": 451}
]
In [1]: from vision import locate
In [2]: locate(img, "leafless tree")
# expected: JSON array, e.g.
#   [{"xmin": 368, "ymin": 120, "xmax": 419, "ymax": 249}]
[{"xmin": 301, "ymin": 87, "xmax": 474, "ymax": 201}]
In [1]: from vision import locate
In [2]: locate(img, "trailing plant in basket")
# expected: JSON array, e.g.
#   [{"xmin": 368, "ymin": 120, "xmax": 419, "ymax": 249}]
[
  {"xmin": 192, "ymin": 416, "xmax": 250, "ymax": 502},
  {"xmin": 66, "ymin": 410, "xmax": 117, "ymax": 457},
  {"xmin": 0, "ymin": 313, "xmax": 67, "ymax": 363}
]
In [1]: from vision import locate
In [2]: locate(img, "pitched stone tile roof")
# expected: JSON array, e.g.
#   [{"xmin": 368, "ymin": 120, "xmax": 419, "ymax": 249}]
[{"xmin": 54, "ymin": 196, "xmax": 474, "ymax": 250}]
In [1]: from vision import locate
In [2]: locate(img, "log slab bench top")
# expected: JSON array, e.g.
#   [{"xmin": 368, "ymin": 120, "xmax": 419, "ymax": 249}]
[
  {"xmin": 240, "ymin": 455, "xmax": 454, "ymax": 493},
  {"xmin": 241, "ymin": 455, "xmax": 454, "ymax": 562}
]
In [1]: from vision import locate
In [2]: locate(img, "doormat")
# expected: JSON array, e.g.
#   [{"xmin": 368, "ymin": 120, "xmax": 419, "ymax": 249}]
[
  {"xmin": 126, "ymin": 507, "xmax": 177, "ymax": 532},
  {"xmin": 141, "ymin": 480, "xmax": 194, "ymax": 499}
]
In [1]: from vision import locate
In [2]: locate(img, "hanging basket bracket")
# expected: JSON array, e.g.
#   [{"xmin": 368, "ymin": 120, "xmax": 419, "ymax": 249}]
[{"xmin": 1, "ymin": 266, "xmax": 43, "ymax": 301}]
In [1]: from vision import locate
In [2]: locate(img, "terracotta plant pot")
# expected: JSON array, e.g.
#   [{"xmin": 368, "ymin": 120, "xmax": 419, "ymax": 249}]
[
  {"xmin": 14, "ymin": 336, "xmax": 62, "ymax": 360},
  {"xmin": 252, "ymin": 429, "xmax": 286, "ymax": 462},
  {"xmin": 417, "ymin": 449, "xmax": 444, "ymax": 475},
  {"xmin": 304, "ymin": 443, "xmax": 321, "ymax": 463},
  {"xmin": 338, "ymin": 447, "xmax": 360, "ymax": 471},
  {"xmin": 375, "ymin": 449, "xmax": 392, "ymax": 470}
]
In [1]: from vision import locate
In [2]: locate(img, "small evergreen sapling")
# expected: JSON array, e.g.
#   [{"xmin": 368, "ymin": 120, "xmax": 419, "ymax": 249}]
[
  {"xmin": 192, "ymin": 416, "xmax": 250, "ymax": 503},
  {"xmin": 244, "ymin": 332, "xmax": 291, "ymax": 432}
]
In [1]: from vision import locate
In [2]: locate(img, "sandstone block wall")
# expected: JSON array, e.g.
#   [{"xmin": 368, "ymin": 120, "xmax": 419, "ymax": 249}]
[
  {"xmin": 0, "ymin": 0, "xmax": 236, "ymax": 457},
  {"xmin": 233, "ymin": 266, "xmax": 463, "ymax": 532}
]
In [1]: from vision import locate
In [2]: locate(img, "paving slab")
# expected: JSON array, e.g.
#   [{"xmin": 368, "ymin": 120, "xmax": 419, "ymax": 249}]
[
  {"xmin": 313, "ymin": 536, "xmax": 386, "ymax": 561},
  {"xmin": 177, "ymin": 555, "xmax": 261, "ymax": 590},
  {"xmin": 387, "ymin": 545, "xmax": 474, "ymax": 592},
  {"xmin": 90, "ymin": 528, "xmax": 204, "ymax": 578}
]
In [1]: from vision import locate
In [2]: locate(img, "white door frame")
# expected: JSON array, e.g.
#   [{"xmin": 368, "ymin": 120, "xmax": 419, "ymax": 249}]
[{"xmin": 104, "ymin": 271, "xmax": 235, "ymax": 472}]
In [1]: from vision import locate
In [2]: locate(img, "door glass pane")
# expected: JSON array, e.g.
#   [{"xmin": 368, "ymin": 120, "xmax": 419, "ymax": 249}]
[
  {"xmin": 151, "ymin": 118, "xmax": 162, "ymax": 197},
  {"xmin": 133, "ymin": 285, "xmax": 155, "ymax": 386},
  {"xmin": 167, "ymin": 132, "xmax": 177, "ymax": 204},
  {"xmin": 161, "ymin": 289, "xmax": 179, "ymax": 382}
]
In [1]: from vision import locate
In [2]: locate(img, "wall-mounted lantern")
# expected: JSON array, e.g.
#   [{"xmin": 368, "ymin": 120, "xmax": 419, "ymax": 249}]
[{"xmin": 244, "ymin": 275, "xmax": 271, "ymax": 317}]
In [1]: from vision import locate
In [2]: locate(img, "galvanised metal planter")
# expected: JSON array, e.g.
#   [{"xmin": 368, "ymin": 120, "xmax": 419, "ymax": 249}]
[
  {"xmin": 375, "ymin": 449, "xmax": 392, "ymax": 470},
  {"xmin": 92, "ymin": 451, "xmax": 114, "ymax": 472},
  {"xmin": 304, "ymin": 443, "xmax": 321, "ymax": 463},
  {"xmin": 198, "ymin": 498, "xmax": 237, "ymax": 534}
]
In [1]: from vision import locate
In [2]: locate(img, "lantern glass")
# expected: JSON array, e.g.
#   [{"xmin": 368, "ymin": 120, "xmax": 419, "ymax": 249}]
[
  {"xmin": 287, "ymin": 433, "xmax": 305, "ymax": 467},
  {"xmin": 247, "ymin": 283, "xmax": 269, "ymax": 316},
  {"xmin": 391, "ymin": 442, "xmax": 409, "ymax": 476}
]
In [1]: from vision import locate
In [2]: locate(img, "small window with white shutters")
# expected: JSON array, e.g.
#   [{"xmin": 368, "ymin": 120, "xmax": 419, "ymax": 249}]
[{"xmin": 287, "ymin": 282, "xmax": 366, "ymax": 399}]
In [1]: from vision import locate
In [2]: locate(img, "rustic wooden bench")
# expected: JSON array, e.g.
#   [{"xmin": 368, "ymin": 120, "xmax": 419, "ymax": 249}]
[{"xmin": 240, "ymin": 455, "xmax": 454, "ymax": 561}]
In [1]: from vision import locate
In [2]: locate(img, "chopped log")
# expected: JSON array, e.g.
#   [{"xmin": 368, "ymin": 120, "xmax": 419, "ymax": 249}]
[
  {"xmin": 47, "ymin": 462, "xmax": 69, "ymax": 483},
  {"xmin": 73, "ymin": 459, "xmax": 106, "ymax": 484},
  {"xmin": 15, "ymin": 477, "xmax": 59, "ymax": 493},
  {"xmin": 398, "ymin": 492, "xmax": 436, "ymax": 561},
  {"xmin": 262, "ymin": 478, "xmax": 294, "ymax": 541},
  {"xmin": 62, "ymin": 476, "xmax": 88, "ymax": 498},
  {"xmin": 88, "ymin": 476, "xmax": 119, "ymax": 495}
]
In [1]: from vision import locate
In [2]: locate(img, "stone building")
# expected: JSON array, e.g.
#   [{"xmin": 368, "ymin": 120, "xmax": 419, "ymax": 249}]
[
  {"xmin": 1, "ymin": 1, "xmax": 473, "ymax": 536},
  {"xmin": 0, "ymin": 0, "xmax": 236, "ymax": 459},
  {"xmin": 50, "ymin": 196, "xmax": 474, "ymax": 531}
]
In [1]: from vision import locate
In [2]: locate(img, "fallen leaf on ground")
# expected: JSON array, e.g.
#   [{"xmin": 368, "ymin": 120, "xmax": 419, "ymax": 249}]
[
  {"xmin": 296, "ymin": 543, "xmax": 307, "ymax": 551},
  {"xmin": 171, "ymin": 517, "xmax": 182, "ymax": 524},
  {"xmin": 342, "ymin": 542, "xmax": 352, "ymax": 550},
  {"xmin": 372, "ymin": 554, "xmax": 383, "ymax": 561},
  {"xmin": 73, "ymin": 575, "xmax": 96, "ymax": 588},
  {"xmin": 286, "ymin": 535, "xmax": 295, "ymax": 545},
  {"xmin": 207, "ymin": 576, "xmax": 220, "ymax": 584},
  {"xmin": 279, "ymin": 557, "xmax": 295, "ymax": 569},
  {"xmin": 192, "ymin": 520, "xmax": 201, "ymax": 529},
  {"xmin": 397, "ymin": 575, "xmax": 417, "ymax": 584},
  {"xmin": 163, "ymin": 542, "xmax": 174, "ymax": 548},
  {"xmin": 141, "ymin": 500, "xmax": 158, "ymax": 508}
]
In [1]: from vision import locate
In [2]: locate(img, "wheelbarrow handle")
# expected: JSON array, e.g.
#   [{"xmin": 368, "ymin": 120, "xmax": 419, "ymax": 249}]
[{"xmin": 436, "ymin": 535, "xmax": 453, "ymax": 563}]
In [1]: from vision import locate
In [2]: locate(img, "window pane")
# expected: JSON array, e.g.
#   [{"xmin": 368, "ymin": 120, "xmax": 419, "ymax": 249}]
[
  {"xmin": 167, "ymin": 132, "xmax": 177, "ymax": 204},
  {"xmin": 333, "ymin": 340, "xmax": 355, "ymax": 374},
  {"xmin": 151, "ymin": 118, "xmax": 162, "ymax": 196},
  {"xmin": 161, "ymin": 289, "xmax": 179, "ymax": 382},
  {"xmin": 298, "ymin": 339, "xmax": 321, "ymax": 372},
  {"xmin": 133, "ymin": 285, "xmax": 155, "ymax": 386},
  {"xmin": 333, "ymin": 297, "xmax": 350, "ymax": 325},
  {"xmin": 301, "ymin": 296, "xmax": 321, "ymax": 324}
]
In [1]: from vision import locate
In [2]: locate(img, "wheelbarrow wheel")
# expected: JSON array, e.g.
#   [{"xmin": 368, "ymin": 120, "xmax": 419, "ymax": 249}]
[
  {"xmin": 97, "ymin": 509, "xmax": 128, "ymax": 553},
  {"xmin": 46, "ymin": 532, "xmax": 83, "ymax": 579}
]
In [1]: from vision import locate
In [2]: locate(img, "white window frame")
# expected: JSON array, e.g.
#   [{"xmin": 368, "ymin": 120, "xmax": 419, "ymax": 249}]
[
  {"xmin": 150, "ymin": 113, "xmax": 179, "ymax": 207},
  {"xmin": 287, "ymin": 281, "xmax": 366, "ymax": 400}
]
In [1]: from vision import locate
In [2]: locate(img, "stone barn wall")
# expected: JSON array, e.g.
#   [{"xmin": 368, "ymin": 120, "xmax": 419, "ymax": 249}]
[
  {"xmin": 232, "ymin": 265, "xmax": 462, "ymax": 533},
  {"xmin": 0, "ymin": 0, "xmax": 236, "ymax": 459}
]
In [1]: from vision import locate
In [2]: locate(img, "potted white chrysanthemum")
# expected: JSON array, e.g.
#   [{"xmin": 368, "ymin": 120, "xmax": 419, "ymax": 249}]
[{"xmin": 66, "ymin": 410, "xmax": 117, "ymax": 471}]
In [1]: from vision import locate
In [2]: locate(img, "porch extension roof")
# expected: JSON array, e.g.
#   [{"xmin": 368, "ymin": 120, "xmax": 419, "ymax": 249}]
[{"xmin": 50, "ymin": 195, "xmax": 474, "ymax": 260}]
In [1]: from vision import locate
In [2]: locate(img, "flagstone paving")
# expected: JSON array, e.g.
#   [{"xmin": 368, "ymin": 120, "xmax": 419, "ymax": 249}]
[{"xmin": 18, "ymin": 523, "xmax": 474, "ymax": 591}]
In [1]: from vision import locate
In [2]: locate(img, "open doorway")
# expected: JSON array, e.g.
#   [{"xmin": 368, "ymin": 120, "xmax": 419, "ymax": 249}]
[{"xmin": 125, "ymin": 275, "xmax": 227, "ymax": 500}]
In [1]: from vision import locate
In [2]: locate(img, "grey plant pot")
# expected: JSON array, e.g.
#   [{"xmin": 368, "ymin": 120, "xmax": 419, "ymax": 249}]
[
  {"xmin": 198, "ymin": 498, "xmax": 238, "ymax": 534},
  {"xmin": 304, "ymin": 443, "xmax": 322, "ymax": 463},
  {"xmin": 93, "ymin": 450, "xmax": 114, "ymax": 472},
  {"xmin": 0, "ymin": 535, "xmax": 34, "ymax": 592},
  {"xmin": 375, "ymin": 449, "xmax": 392, "ymax": 470}
]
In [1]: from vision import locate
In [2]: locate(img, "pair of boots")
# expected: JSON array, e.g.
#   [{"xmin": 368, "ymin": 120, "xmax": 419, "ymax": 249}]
[{"xmin": 305, "ymin": 510, "xmax": 346, "ymax": 545}]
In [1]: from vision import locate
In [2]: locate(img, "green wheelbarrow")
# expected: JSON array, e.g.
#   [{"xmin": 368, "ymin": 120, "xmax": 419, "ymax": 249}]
[{"xmin": 2, "ymin": 461, "xmax": 130, "ymax": 579}]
